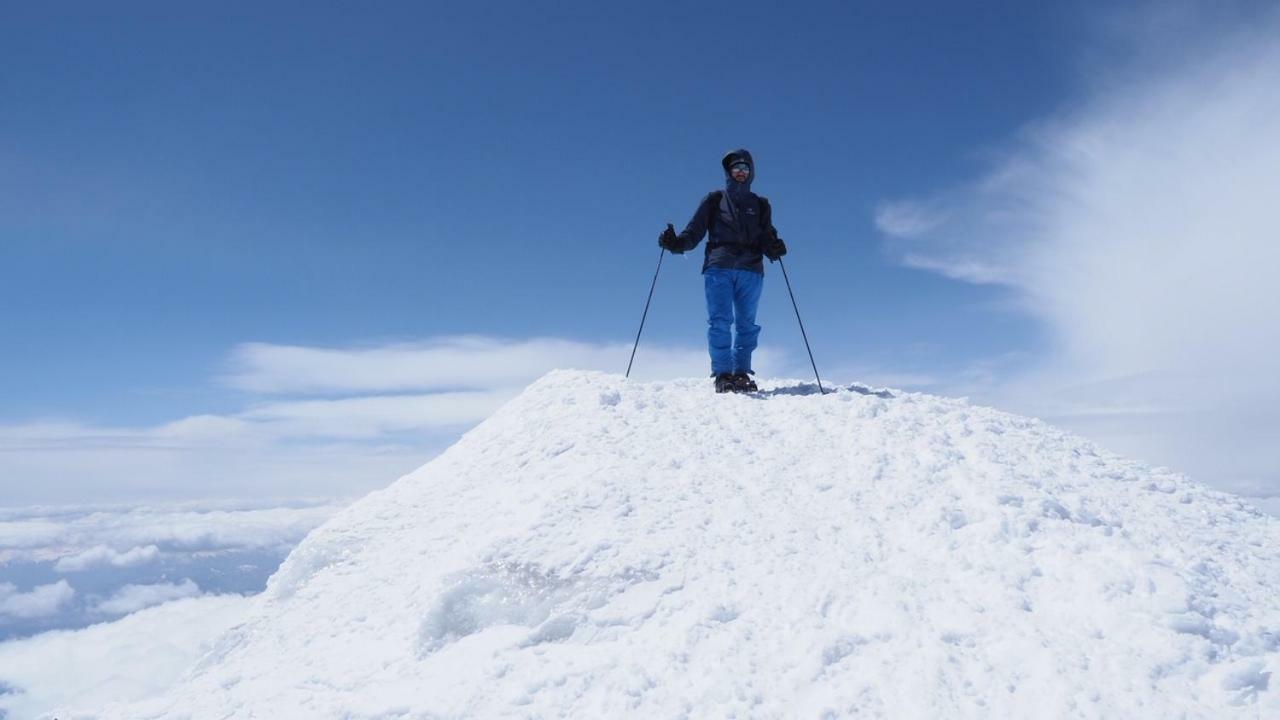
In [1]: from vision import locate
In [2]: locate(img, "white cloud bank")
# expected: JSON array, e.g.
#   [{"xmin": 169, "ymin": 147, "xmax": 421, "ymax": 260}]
[
  {"xmin": 53, "ymin": 544, "xmax": 159, "ymax": 573},
  {"xmin": 0, "ymin": 594, "xmax": 249, "ymax": 719},
  {"xmin": 0, "ymin": 500, "xmax": 345, "ymax": 566},
  {"xmin": 93, "ymin": 580, "xmax": 201, "ymax": 616},
  {"xmin": 0, "ymin": 581, "xmax": 75, "ymax": 620},
  {"xmin": 875, "ymin": 8, "xmax": 1280, "ymax": 496}
]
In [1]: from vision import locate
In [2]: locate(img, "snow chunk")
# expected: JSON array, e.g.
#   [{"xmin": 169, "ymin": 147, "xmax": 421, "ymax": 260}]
[{"xmin": 419, "ymin": 563, "xmax": 576, "ymax": 653}]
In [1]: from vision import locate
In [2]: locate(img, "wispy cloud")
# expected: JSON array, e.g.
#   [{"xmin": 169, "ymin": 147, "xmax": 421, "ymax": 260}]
[
  {"xmin": 875, "ymin": 7, "xmax": 1280, "ymax": 495},
  {"xmin": 0, "ymin": 441, "xmax": 424, "ymax": 506},
  {"xmin": 0, "ymin": 393, "xmax": 511, "ymax": 450},
  {"xmin": 872, "ymin": 201, "xmax": 947, "ymax": 240},
  {"xmin": 223, "ymin": 336, "xmax": 774, "ymax": 394},
  {"xmin": 238, "ymin": 391, "xmax": 514, "ymax": 438},
  {"xmin": 1, "ymin": 336, "xmax": 785, "ymax": 504}
]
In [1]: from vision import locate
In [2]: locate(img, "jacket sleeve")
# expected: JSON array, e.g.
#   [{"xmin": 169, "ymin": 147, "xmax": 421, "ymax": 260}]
[
  {"xmin": 760, "ymin": 196, "xmax": 779, "ymax": 240},
  {"xmin": 674, "ymin": 193, "xmax": 717, "ymax": 253}
]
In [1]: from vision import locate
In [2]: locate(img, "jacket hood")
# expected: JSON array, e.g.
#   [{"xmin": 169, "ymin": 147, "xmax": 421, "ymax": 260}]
[{"xmin": 721, "ymin": 148, "xmax": 754, "ymax": 191}]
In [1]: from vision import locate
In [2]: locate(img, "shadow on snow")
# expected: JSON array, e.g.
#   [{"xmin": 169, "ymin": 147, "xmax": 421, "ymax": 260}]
[{"xmin": 754, "ymin": 383, "xmax": 894, "ymax": 399}]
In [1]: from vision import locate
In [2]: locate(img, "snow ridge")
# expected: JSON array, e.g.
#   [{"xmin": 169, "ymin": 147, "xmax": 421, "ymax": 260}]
[{"xmin": 93, "ymin": 371, "xmax": 1278, "ymax": 719}]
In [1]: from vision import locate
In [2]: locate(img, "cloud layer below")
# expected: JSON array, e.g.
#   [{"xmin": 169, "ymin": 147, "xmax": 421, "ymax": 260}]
[
  {"xmin": 93, "ymin": 579, "xmax": 201, "ymax": 616},
  {"xmin": 0, "ymin": 594, "xmax": 249, "ymax": 719},
  {"xmin": 53, "ymin": 545, "xmax": 160, "ymax": 573},
  {"xmin": 875, "ymin": 10, "xmax": 1280, "ymax": 495},
  {"xmin": 0, "ymin": 581, "xmax": 74, "ymax": 620},
  {"xmin": 0, "ymin": 499, "xmax": 344, "ymax": 641},
  {"xmin": 0, "ymin": 499, "xmax": 343, "ymax": 561}
]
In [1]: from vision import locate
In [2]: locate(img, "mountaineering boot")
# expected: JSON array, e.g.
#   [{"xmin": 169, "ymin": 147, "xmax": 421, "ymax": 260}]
[
  {"xmin": 732, "ymin": 372, "xmax": 758, "ymax": 393},
  {"xmin": 714, "ymin": 372, "xmax": 737, "ymax": 394}
]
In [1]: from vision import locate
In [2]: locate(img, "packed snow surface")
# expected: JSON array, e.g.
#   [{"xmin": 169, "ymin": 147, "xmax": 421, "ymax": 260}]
[{"xmin": 90, "ymin": 371, "xmax": 1277, "ymax": 719}]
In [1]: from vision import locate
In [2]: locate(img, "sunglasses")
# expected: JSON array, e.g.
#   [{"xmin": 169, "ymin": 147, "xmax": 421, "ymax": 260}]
[{"xmin": 730, "ymin": 162, "xmax": 750, "ymax": 174}]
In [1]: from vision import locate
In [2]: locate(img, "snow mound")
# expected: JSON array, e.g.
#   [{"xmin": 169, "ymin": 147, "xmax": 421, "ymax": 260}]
[{"xmin": 94, "ymin": 371, "xmax": 1279, "ymax": 718}]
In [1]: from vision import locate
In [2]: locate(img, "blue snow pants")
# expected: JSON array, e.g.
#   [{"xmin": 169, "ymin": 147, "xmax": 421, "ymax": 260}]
[{"xmin": 704, "ymin": 267, "xmax": 763, "ymax": 375}]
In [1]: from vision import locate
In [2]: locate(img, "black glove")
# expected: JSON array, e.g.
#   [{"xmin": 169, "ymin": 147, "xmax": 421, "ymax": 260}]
[
  {"xmin": 764, "ymin": 235, "xmax": 787, "ymax": 261},
  {"xmin": 658, "ymin": 223, "xmax": 682, "ymax": 253}
]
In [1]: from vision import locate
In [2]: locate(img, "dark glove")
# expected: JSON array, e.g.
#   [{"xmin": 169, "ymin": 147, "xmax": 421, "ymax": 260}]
[
  {"xmin": 658, "ymin": 223, "xmax": 682, "ymax": 253},
  {"xmin": 764, "ymin": 236, "xmax": 787, "ymax": 261}
]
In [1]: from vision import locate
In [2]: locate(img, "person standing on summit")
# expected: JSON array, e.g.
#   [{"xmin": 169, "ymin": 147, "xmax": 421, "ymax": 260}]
[{"xmin": 659, "ymin": 149, "xmax": 788, "ymax": 393}]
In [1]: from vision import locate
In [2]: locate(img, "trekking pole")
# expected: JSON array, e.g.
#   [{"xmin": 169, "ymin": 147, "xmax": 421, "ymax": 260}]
[
  {"xmin": 777, "ymin": 257, "xmax": 826, "ymax": 394},
  {"xmin": 625, "ymin": 247, "xmax": 666, "ymax": 378}
]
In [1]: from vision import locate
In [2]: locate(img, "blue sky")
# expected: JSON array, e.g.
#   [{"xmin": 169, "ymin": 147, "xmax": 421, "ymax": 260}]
[
  {"xmin": 3, "ymin": 1, "xmax": 1066, "ymax": 416},
  {"xmin": 3, "ymin": 1, "xmax": 1279, "ymax": 503}
]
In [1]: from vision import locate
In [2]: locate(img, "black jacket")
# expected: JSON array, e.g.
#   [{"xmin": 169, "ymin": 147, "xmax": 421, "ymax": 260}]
[{"xmin": 670, "ymin": 149, "xmax": 777, "ymax": 274}]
